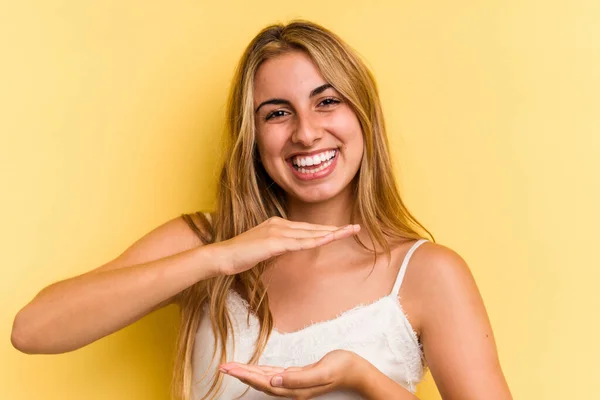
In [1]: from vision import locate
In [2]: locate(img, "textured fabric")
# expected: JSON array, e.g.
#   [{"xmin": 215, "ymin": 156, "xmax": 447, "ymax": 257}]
[{"xmin": 191, "ymin": 239, "xmax": 429, "ymax": 399}]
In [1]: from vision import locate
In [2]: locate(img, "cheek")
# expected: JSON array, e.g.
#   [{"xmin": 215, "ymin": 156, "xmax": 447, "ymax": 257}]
[
  {"xmin": 255, "ymin": 130, "xmax": 276, "ymax": 157},
  {"xmin": 255, "ymin": 130, "xmax": 287, "ymax": 170},
  {"xmin": 332, "ymin": 111, "xmax": 363, "ymax": 149}
]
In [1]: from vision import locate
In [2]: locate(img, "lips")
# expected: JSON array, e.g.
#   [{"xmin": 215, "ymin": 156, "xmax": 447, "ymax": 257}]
[{"xmin": 286, "ymin": 149, "xmax": 339, "ymax": 181}]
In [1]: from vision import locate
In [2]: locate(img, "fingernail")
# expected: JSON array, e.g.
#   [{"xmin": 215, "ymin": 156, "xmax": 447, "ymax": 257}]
[{"xmin": 271, "ymin": 376, "xmax": 283, "ymax": 387}]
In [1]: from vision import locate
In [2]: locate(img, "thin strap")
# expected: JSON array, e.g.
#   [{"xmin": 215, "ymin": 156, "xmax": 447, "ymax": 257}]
[{"xmin": 390, "ymin": 239, "xmax": 428, "ymax": 296}]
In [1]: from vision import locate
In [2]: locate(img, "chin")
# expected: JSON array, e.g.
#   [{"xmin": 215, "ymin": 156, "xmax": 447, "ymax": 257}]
[{"xmin": 287, "ymin": 183, "xmax": 350, "ymax": 204}]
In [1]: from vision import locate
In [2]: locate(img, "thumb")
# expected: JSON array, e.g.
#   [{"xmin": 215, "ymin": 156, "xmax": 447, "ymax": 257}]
[{"xmin": 270, "ymin": 365, "xmax": 330, "ymax": 389}]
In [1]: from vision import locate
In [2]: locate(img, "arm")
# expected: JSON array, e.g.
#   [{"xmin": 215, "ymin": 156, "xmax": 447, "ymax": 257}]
[
  {"xmin": 11, "ymin": 214, "xmax": 219, "ymax": 354},
  {"xmin": 411, "ymin": 243, "xmax": 513, "ymax": 400},
  {"xmin": 11, "ymin": 215, "xmax": 353, "ymax": 355}
]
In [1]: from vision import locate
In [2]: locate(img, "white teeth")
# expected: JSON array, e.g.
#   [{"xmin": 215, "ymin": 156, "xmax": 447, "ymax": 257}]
[
  {"xmin": 292, "ymin": 149, "xmax": 336, "ymax": 167},
  {"xmin": 296, "ymin": 158, "xmax": 334, "ymax": 174}
]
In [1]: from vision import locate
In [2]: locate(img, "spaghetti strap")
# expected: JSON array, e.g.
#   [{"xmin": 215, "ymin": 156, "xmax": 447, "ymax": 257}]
[{"xmin": 390, "ymin": 239, "xmax": 428, "ymax": 296}]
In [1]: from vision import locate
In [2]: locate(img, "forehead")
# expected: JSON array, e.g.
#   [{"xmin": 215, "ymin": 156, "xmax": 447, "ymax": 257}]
[{"xmin": 253, "ymin": 51, "xmax": 328, "ymax": 103}]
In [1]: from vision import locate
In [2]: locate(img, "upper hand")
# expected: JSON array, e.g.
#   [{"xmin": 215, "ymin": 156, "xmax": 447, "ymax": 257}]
[
  {"xmin": 212, "ymin": 217, "xmax": 361, "ymax": 276},
  {"xmin": 219, "ymin": 349, "xmax": 362, "ymax": 399}
]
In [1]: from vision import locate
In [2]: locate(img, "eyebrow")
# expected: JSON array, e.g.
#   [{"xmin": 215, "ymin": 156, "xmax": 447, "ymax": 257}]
[{"xmin": 254, "ymin": 83, "xmax": 334, "ymax": 114}]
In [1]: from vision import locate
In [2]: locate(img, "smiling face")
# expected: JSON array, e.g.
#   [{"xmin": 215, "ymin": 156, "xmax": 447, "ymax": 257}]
[{"xmin": 253, "ymin": 51, "xmax": 364, "ymax": 204}]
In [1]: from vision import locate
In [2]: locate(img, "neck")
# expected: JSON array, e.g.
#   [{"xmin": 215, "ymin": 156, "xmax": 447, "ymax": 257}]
[
  {"xmin": 286, "ymin": 185, "xmax": 356, "ymax": 227},
  {"xmin": 280, "ymin": 184, "xmax": 380, "ymax": 264}
]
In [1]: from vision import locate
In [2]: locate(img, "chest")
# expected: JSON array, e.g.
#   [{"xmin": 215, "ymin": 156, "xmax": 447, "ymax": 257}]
[{"xmin": 261, "ymin": 249, "xmax": 405, "ymax": 334}]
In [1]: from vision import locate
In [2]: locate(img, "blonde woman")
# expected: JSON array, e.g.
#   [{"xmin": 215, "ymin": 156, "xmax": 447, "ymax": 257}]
[{"xmin": 11, "ymin": 21, "xmax": 512, "ymax": 400}]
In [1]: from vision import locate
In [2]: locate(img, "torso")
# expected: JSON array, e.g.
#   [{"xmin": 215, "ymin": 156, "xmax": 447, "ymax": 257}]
[
  {"xmin": 192, "ymin": 237, "xmax": 430, "ymax": 399},
  {"xmin": 255, "ymin": 237, "xmax": 423, "ymax": 337}
]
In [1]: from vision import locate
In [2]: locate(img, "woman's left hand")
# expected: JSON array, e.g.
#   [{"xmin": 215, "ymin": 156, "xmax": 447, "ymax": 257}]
[{"xmin": 219, "ymin": 349, "xmax": 364, "ymax": 399}]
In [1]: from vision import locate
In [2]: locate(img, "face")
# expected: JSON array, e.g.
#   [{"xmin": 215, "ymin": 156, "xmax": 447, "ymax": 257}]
[{"xmin": 253, "ymin": 51, "xmax": 364, "ymax": 204}]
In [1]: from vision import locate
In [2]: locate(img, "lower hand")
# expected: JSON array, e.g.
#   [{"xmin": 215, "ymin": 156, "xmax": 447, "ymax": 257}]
[{"xmin": 219, "ymin": 349, "xmax": 363, "ymax": 399}]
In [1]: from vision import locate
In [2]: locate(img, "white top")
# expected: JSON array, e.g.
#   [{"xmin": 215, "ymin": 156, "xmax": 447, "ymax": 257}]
[{"xmin": 191, "ymin": 239, "xmax": 429, "ymax": 399}]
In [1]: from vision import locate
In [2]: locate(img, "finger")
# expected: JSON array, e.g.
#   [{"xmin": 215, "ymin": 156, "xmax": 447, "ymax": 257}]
[
  {"xmin": 280, "ymin": 228, "xmax": 342, "ymax": 239},
  {"xmin": 257, "ymin": 365, "xmax": 287, "ymax": 374},
  {"xmin": 330, "ymin": 224, "xmax": 361, "ymax": 239},
  {"xmin": 272, "ymin": 366, "xmax": 333, "ymax": 389},
  {"xmin": 225, "ymin": 368, "xmax": 282, "ymax": 396},
  {"xmin": 284, "ymin": 220, "xmax": 345, "ymax": 231},
  {"xmin": 285, "ymin": 361, "xmax": 317, "ymax": 372},
  {"xmin": 291, "ymin": 225, "xmax": 360, "ymax": 250},
  {"xmin": 227, "ymin": 368, "xmax": 311, "ymax": 399},
  {"xmin": 220, "ymin": 363, "xmax": 281, "ymax": 376}
]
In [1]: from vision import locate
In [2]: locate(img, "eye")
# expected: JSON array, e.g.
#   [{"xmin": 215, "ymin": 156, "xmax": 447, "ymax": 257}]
[
  {"xmin": 265, "ymin": 110, "xmax": 288, "ymax": 121},
  {"xmin": 318, "ymin": 97, "xmax": 341, "ymax": 107}
]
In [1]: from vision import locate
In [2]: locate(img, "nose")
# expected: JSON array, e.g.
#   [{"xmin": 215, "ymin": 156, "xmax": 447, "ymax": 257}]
[{"xmin": 291, "ymin": 112, "xmax": 322, "ymax": 146}]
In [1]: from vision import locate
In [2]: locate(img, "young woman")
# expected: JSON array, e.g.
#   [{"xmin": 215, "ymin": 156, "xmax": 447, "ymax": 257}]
[{"xmin": 11, "ymin": 21, "xmax": 512, "ymax": 400}]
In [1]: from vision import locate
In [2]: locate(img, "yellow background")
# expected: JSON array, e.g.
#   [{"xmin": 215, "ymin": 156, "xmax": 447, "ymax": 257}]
[{"xmin": 2, "ymin": 1, "xmax": 598, "ymax": 399}]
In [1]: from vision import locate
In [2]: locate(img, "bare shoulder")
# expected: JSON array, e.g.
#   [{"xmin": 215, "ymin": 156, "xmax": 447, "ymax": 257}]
[
  {"xmin": 405, "ymin": 241, "xmax": 474, "ymax": 293},
  {"xmin": 91, "ymin": 211, "xmax": 212, "ymax": 274},
  {"xmin": 400, "ymin": 241, "xmax": 479, "ymax": 334}
]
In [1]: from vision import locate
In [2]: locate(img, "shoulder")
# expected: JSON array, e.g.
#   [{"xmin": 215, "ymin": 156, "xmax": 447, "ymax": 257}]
[
  {"xmin": 94, "ymin": 211, "xmax": 213, "ymax": 273},
  {"xmin": 407, "ymin": 241, "xmax": 473, "ymax": 291},
  {"xmin": 400, "ymin": 241, "xmax": 479, "ymax": 334},
  {"xmin": 131, "ymin": 211, "xmax": 212, "ymax": 253}
]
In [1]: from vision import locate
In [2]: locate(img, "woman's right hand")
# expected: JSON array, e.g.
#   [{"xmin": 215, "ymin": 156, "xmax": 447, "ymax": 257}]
[{"xmin": 211, "ymin": 217, "xmax": 361, "ymax": 276}]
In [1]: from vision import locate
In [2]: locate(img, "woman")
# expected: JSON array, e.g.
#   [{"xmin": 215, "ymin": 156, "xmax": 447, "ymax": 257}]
[{"xmin": 11, "ymin": 21, "xmax": 512, "ymax": 400}]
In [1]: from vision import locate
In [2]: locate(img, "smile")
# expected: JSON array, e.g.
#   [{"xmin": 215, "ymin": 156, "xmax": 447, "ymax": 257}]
[{"xmin": 287, "ymin": 149, "xmax": 338, "ymax": 181}]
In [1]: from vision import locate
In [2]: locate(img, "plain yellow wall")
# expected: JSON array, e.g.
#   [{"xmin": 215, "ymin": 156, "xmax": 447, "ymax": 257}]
[{"xmin": 2, "ymin": 1, "xmax": 598, "ymax": 399}]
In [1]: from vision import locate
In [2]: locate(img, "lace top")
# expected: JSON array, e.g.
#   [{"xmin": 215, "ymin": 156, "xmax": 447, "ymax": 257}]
[{"xmin": 191, "ymin": 239, "xmax": 429, "ymax": 399}]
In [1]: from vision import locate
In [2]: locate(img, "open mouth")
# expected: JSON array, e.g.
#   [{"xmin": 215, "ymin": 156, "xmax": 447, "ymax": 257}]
[
  {"xmin": 290, "ymin": 149, "xmax": 337, "ymax": 173},
  {"xmin": 286, "ymin": 149, "xmax": 339, "ymax": 181}
]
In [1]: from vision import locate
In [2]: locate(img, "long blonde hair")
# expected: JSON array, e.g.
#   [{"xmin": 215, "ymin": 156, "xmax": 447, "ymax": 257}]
[{"xmin": 171, "ymin": 20, "xmax": 434, "ymax": 400}]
